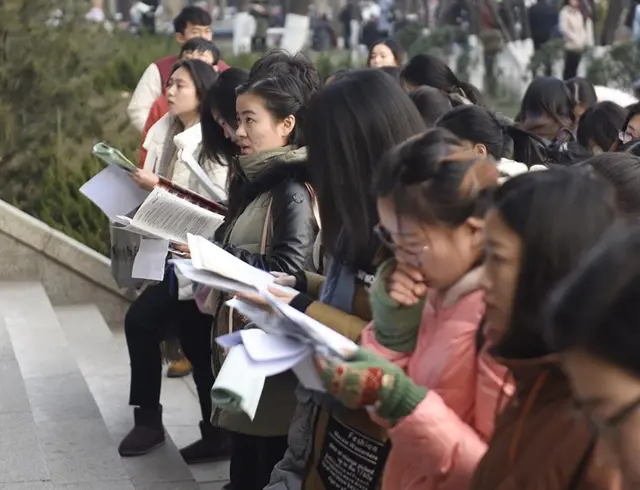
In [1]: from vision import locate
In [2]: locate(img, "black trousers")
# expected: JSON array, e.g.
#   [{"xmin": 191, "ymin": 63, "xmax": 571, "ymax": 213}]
[
  {"xmin": 125, "ymin": 273, "xmax": 214, "ymax": 423},
  {"xmin": 563, "ymin": 50, "xmax": 582, "ymax": 80},
  {"xmin": 229, "ymin": 433, "xmax": 288, "ymax": 490}
]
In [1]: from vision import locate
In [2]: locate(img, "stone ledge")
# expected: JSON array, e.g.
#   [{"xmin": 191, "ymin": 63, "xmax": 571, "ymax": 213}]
[{"xmin": 0, "ymin": 199, "xmax": 127, "ymax": 300}]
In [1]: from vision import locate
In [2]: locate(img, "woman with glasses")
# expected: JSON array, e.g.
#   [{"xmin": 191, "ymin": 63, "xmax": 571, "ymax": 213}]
[
  {"xmin": 314, "ymin": 128, "xmax": 508, "ymax": 490},
  {"xmin": 472, "ymin": 168, "xmax": 619, "ymax": 490}
]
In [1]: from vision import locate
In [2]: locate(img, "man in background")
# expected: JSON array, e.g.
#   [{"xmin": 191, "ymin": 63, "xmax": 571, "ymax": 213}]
[{"xmin": 127, "ymin": 6, "xmax": 229, "ymax": 131}]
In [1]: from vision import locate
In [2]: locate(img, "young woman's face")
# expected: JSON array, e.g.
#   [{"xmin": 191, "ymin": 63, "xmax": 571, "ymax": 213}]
[
  {"xmin": 235, "ymin": 93, "xmax": 293, "ymax": 155},
  {"xmin": 376, "ymin": 197, "xmax": 484, "ymax": 290},
  {"xmin": 481, "ymin": 208, "xmax": 522, "ymax": 345},
  {"xmin": 620, "ymin": 114, "xmax": 640, "ymax": 143},
  {"xmin": 563, "ymin": 349, "xmax": 640, "ymax": 490},
  {"xmin": 369, "ymin": 43, "xmax": 397, "ymax": 68},
  {"xmin": 166, "ymin": 67, "xmax": 199, "ymax": 119},
  {"xmin": 213, "ymin": 110, "xmax": 237, "ymax": 142}
]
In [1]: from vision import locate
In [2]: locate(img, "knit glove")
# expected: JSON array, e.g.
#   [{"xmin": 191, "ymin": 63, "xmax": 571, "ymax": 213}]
[
  {"xmin": 319, "ymin": 348, "xmax": 427, "ymax": 426},
  {"xmin": 369, "ymin": 259, "xmax": 426, "ymax": 353}
]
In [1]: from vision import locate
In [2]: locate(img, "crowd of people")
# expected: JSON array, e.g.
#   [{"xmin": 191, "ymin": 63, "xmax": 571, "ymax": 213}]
[{"xmin": 117, "ymin": 5, "xmax": 640, "ymax": 490}]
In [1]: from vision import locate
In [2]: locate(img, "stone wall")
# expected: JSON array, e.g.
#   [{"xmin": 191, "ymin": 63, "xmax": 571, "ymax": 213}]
[{"xmin": 0, "ymin": 199, "xmax": 132, "ymax": 330}]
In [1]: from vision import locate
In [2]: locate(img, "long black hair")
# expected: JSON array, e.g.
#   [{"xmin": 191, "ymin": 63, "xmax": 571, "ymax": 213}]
[
  {"xmin": 577, "ymin": 101, "xmax": 627, "ymax": 153},
  {"xmin": 401, "ymin": 54, "xmax": 485, "ymax": 106},
  {"xmin": 491, "ymin": 168, "xmax": 617, "ymax": 359},
  {"xmin": 305, "ymin": 69, "xmax": 426, "ymax": 267}
]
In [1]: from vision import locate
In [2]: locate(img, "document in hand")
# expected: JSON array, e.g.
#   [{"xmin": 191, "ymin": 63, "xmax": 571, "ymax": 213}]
[
  {"xmin": 209, "ymin": 294, "xmax": 358, "ymax": 418},
  {"xmin": 170, "ymin": 234, "xmax": 299, "ymax": 296},
  {"xmin": 92, "ymin": 142, "xmax": 138, "ymax": 173},
  {"xmin": 115, "ymin": 188, "xmax": 224, "ymax": 245}
]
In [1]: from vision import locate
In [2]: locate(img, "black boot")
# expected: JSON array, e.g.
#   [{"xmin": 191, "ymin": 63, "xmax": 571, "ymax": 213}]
[
  {"xmin": 179, "ymin": 421, "xmax": 231, "ymax": 464},
  {"xmin": 118, "ymin": 406, "xmax": 165, "ymax": 457}
]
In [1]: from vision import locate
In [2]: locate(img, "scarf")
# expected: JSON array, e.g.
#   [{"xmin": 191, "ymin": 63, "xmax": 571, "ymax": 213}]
[{"xmin": 238, "ymin": 145, "xmax": 308, "ymax": 180}]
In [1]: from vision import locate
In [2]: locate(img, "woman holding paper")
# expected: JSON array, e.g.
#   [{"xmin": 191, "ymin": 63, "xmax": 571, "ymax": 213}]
[
  {"xmin": 200, "ymin": 53, "xmax": 321, "ymax": 490},
  {"xmin": 253, "ymin": 69, "xmax": 427, "ymax": 490},
  {"xmin": 119, "ymin": 58, "xmax": 232, "ymax": 465}
]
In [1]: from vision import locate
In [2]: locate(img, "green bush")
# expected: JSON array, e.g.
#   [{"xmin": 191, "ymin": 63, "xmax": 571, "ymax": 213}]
[{"xmin": 585, "ymin": 41, "xmax": 639, "ymax": 88}]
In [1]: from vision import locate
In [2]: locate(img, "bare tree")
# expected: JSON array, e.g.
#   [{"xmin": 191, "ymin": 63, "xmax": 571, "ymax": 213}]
[{"xmin": 601, "ymin": 0, "xmax": 629, "ymax": 45}]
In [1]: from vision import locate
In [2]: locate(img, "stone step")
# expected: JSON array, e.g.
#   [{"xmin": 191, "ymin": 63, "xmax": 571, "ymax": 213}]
[
  {"xmin": 0, "ymin": 282, "xmax": 132, "ymax": 489},
  {"xmin": 54, "ymin": 304, "xmax": 229, "ymax": 488}
]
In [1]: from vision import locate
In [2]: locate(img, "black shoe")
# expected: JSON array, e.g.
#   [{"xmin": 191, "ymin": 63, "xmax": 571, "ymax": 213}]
[
  {"xmin": 222, "ymin": 484, "xmax": 233, "ymax": 490},
  {"xmin": 118, "ymin": 406, "xmax": 165, "ymax": 457},
  {"xmin": 179, "ymin": 421, "xmax": 231, "ymax": 464}
]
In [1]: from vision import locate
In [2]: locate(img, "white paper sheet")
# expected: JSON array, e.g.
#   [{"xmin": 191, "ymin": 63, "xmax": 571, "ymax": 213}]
[
  {"xmin": 80, "ymin": 166, "xmax": 149, "ymax": 220},
  {"xmin": 131, "ymin": 237, "xmax": 169, "ymax": 280},
  {"xmin": 172, "ymin": 259, "xmax": 261, "ymax": 295},
  {"xmin": 211, "ymin": 345, "xmax": 266, "ymax": 420},
  {"xmin": 127, "ymin": 188, "xmax": 224, "ymax": 244}
]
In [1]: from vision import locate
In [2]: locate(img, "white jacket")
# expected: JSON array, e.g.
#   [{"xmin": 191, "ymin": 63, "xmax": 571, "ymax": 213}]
[
  {"xmin": 559, "ymin": 6, "xmax": 593, "ymax": 52},
  {"xmin": 143, "ymin": 113, "xmax": 228, "ymax": 203},
  {"xmin": 127, "ymin": 63, "xmax": 162, "ymax": 132}
]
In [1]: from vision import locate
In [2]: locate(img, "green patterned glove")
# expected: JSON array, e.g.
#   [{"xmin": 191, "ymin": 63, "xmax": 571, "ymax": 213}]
[
  {"xmin": 370, "ymin": 259, "xmax": 426, "ymax": 353},
  {"xmin": 319, "ymin": 348, "xmax": 427, "ymax": 426}
]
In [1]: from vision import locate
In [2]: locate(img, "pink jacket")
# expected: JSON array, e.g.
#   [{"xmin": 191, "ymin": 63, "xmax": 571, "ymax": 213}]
[{"xmin": 361, "ymin": 268, "xmax": 510, "ymax": 490}]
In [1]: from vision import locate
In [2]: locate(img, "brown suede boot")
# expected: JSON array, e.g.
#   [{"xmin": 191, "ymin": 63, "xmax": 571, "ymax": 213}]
[
  {"xmin": 179, "ymin": 421, "xmax": 231, "ymax": 464},
  {"xmin": 118, "ymin": 406, "xmax": 165, "ymax": 457}
]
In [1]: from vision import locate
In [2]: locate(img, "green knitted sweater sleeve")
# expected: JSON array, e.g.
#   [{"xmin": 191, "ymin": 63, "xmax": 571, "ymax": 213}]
[{"xmin": 369, "ymin": 259, "xmax": 426, "ymax": 353}]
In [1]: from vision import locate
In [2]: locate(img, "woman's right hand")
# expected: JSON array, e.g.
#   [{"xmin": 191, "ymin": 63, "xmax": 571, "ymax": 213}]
[
  {"xmin": 387, "ymin": 262, "xmax": 427, "ymax": 306},
  {"xmin": 131, "ymin": 169, "xmax": 160, "ymax": 191}
]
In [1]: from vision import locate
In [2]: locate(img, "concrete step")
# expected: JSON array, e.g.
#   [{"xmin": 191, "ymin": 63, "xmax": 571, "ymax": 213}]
[
  {"xmin": 0, "ymin": 282, "xmax": 132, "ymax": 489},
  {"xmin": 54, "ymin": 304, "xmax": 229, "ymax": 488}
]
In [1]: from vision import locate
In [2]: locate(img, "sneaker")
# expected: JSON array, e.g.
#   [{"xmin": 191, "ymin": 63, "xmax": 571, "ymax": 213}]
[
  {"xmin": 179, "ymin": 421, "xmax": 231, "ymax": 464},
  {"xmin": 167, "ymin": 359, "xmax": 192, "ymax": 378},
  {"xmin": 118, "ymin": 406, "xmax": 165, "ymax": 457}
]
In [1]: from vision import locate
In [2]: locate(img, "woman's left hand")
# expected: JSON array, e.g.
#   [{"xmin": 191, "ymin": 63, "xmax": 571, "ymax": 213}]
[
  {"xmin": 131, "ymin": 169, "xmax": 160, "ymax": 191},
  {"xmin": 315, "ymin": 348, "xmax": 427, "ymax": 424}
]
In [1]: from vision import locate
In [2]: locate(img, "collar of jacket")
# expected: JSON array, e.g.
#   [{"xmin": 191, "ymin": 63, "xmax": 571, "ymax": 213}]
[
  {"xmin": 440, "ymin": 266, "xmax": 484, "ymax": 308},
  {"xmin": 173, "ymin": 121, "xmax": 202, "ymax": 151},
  {"xmin": 238, "ymin": 145, "xmax": 308, "ymax": 181}
]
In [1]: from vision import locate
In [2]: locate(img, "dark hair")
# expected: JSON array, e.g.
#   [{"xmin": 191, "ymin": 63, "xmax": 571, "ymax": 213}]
[
  {"xmin": 437, "ymin": 105, "xmax": 549, "ymax": 162},
  {"xmin": 379, "ymin": 65, "xmax": 402, "ymax": 83},
  {"xmin": 305, "ymin": 69, "xmax": 426, "ymax": 266},
  {"xmin": 491, "ymin": 168, "xmax": 617, "ymax": 359},
  {"xmin": 577, "ymin": 101, "xmax": 627, "ymax": 152},
  {"xmin": 408, "ymin": 86, "xmax": 452, "ymax": 128},
  {"xmin": 374, "ymin": 127, "xmax": 499, "ymax": 226},
  {"xmin": 566, "ymin": 77, "xmax": 597, "ymax": 110},
  {"xmin": 180, "ymin": 37, "xmax": 221, "ymax": 65},
  {"xmin": 545, "ymin": 223, "xmax": 640, "ymax": 378},
  {"xmin": 237, "ymin": 73, "xmax": 316, "ymax": 148},
  {"xmin": 247, "ymin": 50, "xmax": 320, "ymax": 103},
  {"xmin": 579, "ymin": 152, "xmax": 640, "ymax": 215},
  {"xmin": 401, "ymin": 54, "xmax": 485, "ymax": 106},
  {"xmin": 367, "ymin": 39, "xmax": 404, "ymax": 67},
  {"xmin": 201, "ymin": 67, "xmax": 249, "ymax": 164},
  {"xmin": 169, "ymin": 59, "xmax": 217, "ymax": 106},
  {"xmin": 324, "ymin": 68, "xmax": 351, "ymax": 85},
  {"xmin": 173, "ymin": 6, "xmax": 212, "ymax": 34},
  {"xmin": 201, "ymin": 68, "xmax": 249, "ymax": 217},
  {"xmin": 517, "ymin": 77, "xmax": 576, "ymax": 140},
  {"xmin": 621, "ymin": 102, "xmax": 640, "ymax": 134}
]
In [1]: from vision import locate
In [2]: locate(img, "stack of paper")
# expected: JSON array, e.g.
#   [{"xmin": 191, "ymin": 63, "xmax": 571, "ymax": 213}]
[
  {"xmin": 172, "ymin": 234, "xmax": 296, "ymax": 296},
  {"xmin": 210, "ymin": 294, "xmax": 357, "ymax": 419}
]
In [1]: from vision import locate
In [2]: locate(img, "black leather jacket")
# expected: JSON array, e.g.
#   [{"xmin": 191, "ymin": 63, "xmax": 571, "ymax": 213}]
[{"xmin": 217, "ymin": 158, "xmax": 318, "ymax": 276}]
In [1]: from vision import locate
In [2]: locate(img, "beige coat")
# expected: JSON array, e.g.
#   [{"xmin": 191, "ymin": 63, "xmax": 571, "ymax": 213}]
[{"xmin": 559, "ymin": 6, "xmax": 594, "ymax": 52}]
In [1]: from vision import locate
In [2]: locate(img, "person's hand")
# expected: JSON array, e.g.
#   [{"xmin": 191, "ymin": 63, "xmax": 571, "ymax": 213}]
[
  {"xmin": 387, "ymin": 262, "xmax": 427, "ymax": 306},
  {"xmin": 315, "ymin": 348, "xmax": 427, "ymax": 425},
  {"xmin": 171, "ymin": 243, "xmax": 190, "ymax": 258},
  {"xmin": 235, "ymin": 285, "xmax": 297, "ymax": 307},
  {"xmin": 131, "ymin": 169, "xmax": 160, "ymax": 191},
  {"xmin": 270, "ymin": 272, "xmax": 297, "ymax": 288}
]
